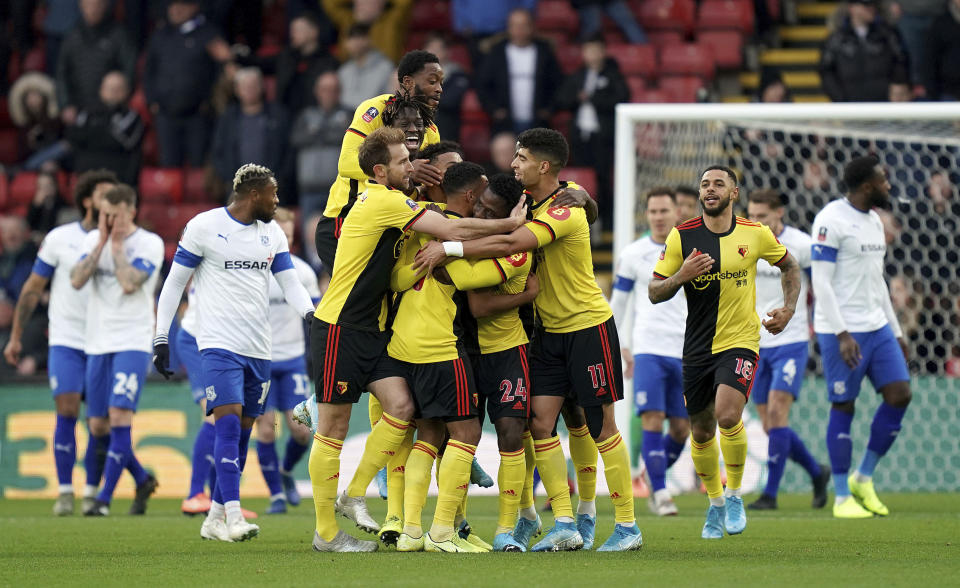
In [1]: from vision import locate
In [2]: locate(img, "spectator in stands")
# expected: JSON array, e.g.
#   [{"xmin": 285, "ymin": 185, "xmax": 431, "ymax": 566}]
[
  {"xmin": 55, "ymin": 0, "xmax": 137, "ymax": 125},
  {"xmin": 26, "ymin": 171, "xmax": 67, "ymax": 234},
  {"xmin": 144, "ymin": 0, "xmax": 233, "ymax": 167},
  {"xmin": 889, "ymin": 82, "xmax": 912, "ymax": 102},
  {"xmin": 819, "ymin": 0, "xmax": 908, "ymax": 102},
  {"xmin": 211, "ymin": 67, "xmax": 291, "ymax": 199},
  {"xmin": 556, "ymin": 33, "xmax": 628, "ymax": 226},
  {"xmin": 0, "ymin": 216, "xmax": 38, "ymax": 312},
  {"xmin": 889, "ymin": 1, "xmax": 943, "ymax": 92},
  {"xmin": 41, "ymin": 0, "xmax": 81, "ymax": 76},
  {"xmin": 890, "ymin": 275, "xmax": 920, "ymax": 340},
  {"xmin": 66, "ymin": 71, "xmax": 145, "ymax": 185},
  {"xmin": 323, "ymin": 0, "xmax": 413, "ymax": 63},
  {"xmin": 205, "ymin": 0, "xmax": 263, "ymax": 52},
  {"xmin": 276, "ymin": 12, "xmax": 340, "ymax": 116},
  {"xmin": 572, "ymin": 0, "xmax": 648, "ymax": 44},
  {"xmin": 8, "ymin": 72, "xmax": 68, "ymax": 171},
  {"xmin": 675, "ymin": 186, "xmax": 700, "ymax": 222},
  {"xmin": 487, "ymin": 131, "xmax": 518, "ymax": 176},
  {"xmin": 290, "ymin": 72, "xmax": 352, "ymax": 222},
  {"xmin": 756, "ymin": 68, "xmax": 792, "ymax": 102},
  {"xmin": 453, "ymin": 0, "xmax": 536, "ymax": 67},
  {"xmin": 927, "ymin": 171, "xmax": 954, "ymax": 215},
  {"xmin": 476, "ymin": 8, "xmax": 563, "ymax": 134},
  {"xmin": 924, "ymin": 0, "xmax": 960, "ymax": 101},
  {"xmin": 423, "ymin": 34, "xmax": 470, "ymax": 148},
  {"xmin": 337, "ymin": 23, "xmax": 395, "ymax": 110}
]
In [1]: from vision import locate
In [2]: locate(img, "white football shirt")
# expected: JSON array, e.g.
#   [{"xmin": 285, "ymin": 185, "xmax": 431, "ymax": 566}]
[
  {"xmin": 81, "ymin": 227, "xmax": 165, "ymax": 354},
  {"xmin": 180, "ymin": 284, "xmax": 198, "ymax": 335},
  {"xmin": 33, "ymin": 221, "xmax": 91, "ymax": 349},
  {"xmin": 810, "ymin": 198, "xmax": 890, "ymax": 334},
  {"xmin": 613, "ymin": 235, "xmax": 686, "ymax": 359},
  {"xmin": 174, "ymin": 207, "xmax": 294, "ymax": 360},
  {"xmin": 757, "ymin": 225, "xmax": 811, "ymax": 348},
  {"xmin": 269, "ymin": 254, "xmax": 320, "ymax": 361}
]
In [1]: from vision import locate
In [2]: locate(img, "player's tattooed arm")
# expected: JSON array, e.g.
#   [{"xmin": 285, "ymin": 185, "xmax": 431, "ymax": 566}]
[
  {"xmin": 112, "ymin": 248, "xmax": 149, "ymax": 294},
  {"xmin": 648, "ymin": 248, "xmax": 714, "ymax": 303},
  {"xmin": 3, "ymin": 273, "xmax": 49, "ymax": 365},
  {"xmin": 762, "ymin": 252, "xmax": 801, "ymax": 335},
  {"xmin": 71, "ymin": 209, "xmax": 111, "ymax": 289}
]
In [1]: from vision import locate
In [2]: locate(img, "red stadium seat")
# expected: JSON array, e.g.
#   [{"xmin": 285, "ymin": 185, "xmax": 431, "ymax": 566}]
[
  {"xmin": 607, "ymin": 43, "xmax": 657, "ymax": 78},
  {"xmin": 550, "ymin": 111, "xmax": 573, "ymax": 140},
  {"xmin": 460, "ymin": 90, "xmax": 489, "ymax": 125},
  {"xmin": 0, "ymin": 173, "xmax": 8, "ymax": 211},
  {"xmin": 696, "ymin": 0, "xmax": 754, "ymax": 35},
  {"xmin": 537, "ymin": 0, "xmax": 580, "ymax": 34},
  {"xmin": 410, "ymin": 1, "xmax": 451, "ymax": 30},
  {"xmin": 659, "ymin": 76, "xmax": 705, "ymax": 102},
  {"xmin": 633, "ymin": 88, "xmax": 672, "ymax": 103},
  {"xmin": 22, "ymin": 46, "xmax": 45, "ymax": 72},
  {"xmin": 637, "ymin": 0, "xmax": 696, "ymax": 34},
  {"xmin": 0, "ymin": 97, "xmax": 13, "ymax": 129},
  {"xmin": 0, "ymin": 129, "xmax": 19, "ymax": 164},
  {"xmin": 9, "ymin": 171, "xmax": 38, "ymax": 206},
  {"xmin": 405, "ymin": 31, "xmax": 430, "ymax": 53},
  {"xmin": 140, "ymin": 203, "xmax": 211, "ymax": 242},
  {"xmin": 697, "ymin": 31, "xmax": 744, "ymax": 69},
  {"xmin": 626, "ymin": 76, "xmax": 647, "ymax": 102},
  {"xmin": 447, "ymin": 43, "xmax": 472, "ymax": 73},
  {"xmin": 459, "ymin": 123, "xmax": 490, "ymax": 164},
  {"xmin": 62, "ymin": 172, "xmax": 77, "ymax": 204},
  {"xmin": 129, "ymin": 86, "xmax": 151, "ymax": 125},
  {"xmin": 183, "ymin": 168, "xmax": 213, "ymax": 203},
  {"xmin": 659, "ymin": 43, "xmax": 715, "ymax": 79},
  {"xmin": 649, "ymin": 31, "xmax": 686, "ymax": 47},
  {"xmin": 139, "ymin": 167, "xmax": 185, "ymax": 204},
  {"xmin": 561, "ymin": 167, "xmax": 598, "ymax": 199},
  {"xmin": 556, "ymin": 44, "xmax": 584, "ymax": 75},
  {"xmin": 142, "ymin": 129, "xmax": 158, "ymax": 167}
]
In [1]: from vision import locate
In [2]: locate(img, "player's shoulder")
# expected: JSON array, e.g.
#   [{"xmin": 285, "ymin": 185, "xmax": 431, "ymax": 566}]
[
  {"xmin": 675, "ymin": 216, "xmax": 704, "ymax": 231},
  {"xmin": 353, "ymin": 94, "xmax": 391, "ymax": 126},
  {"xmin": 781, "ymin": 225, "xmax": 812, "ymax": 245},
  {"xmin": 734, "ymin": 216, "xmax": 763, "ymax": 229},
  {"xmin": 814, "ymin": 198, "xmax": 849, "ymax": 222},
  {"xmin": 186, "ymin": 206, "xmax": 225, "ymax": 229},
  {"xmin": 135, "ymin": 227, "xmax": 165, "ymax": 247}
]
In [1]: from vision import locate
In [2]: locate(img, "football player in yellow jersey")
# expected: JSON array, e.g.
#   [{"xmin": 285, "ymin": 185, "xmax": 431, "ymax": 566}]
[
  {"xmin": 415, "ymin": 128, "xmax": 641, "ymax": 552},
  {"xmin": 307, "ymin": 128, "xmax": 527, "ymax": 553},
  {"xmin": 649, "ymin": 166, "xmax": 802, "ymax": 540},
  {"xmin": 315, "ymin": 50, "xmax": 446, "ymax": 272}
]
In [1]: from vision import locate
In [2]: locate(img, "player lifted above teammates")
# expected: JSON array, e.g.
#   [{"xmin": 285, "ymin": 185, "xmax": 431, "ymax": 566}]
[
  {"xmin": 154, "ymin": 164, "xmax": 316, "ymax": 542},
  {"xmin": 746, "ymin": 189, "xmax": 830, "ymax": 511},
  {"xmin": 415, "ymin": 128, "xmax": 642, "ymax": 552},
  {"xmin": 650, "ymin": 166, "xmax": 802, "ymax": 539},
  {"xmin": 811, "ymin": 156, "xmax": 911, "ymax": 519},
  {"xmin": 610, "ymin": 187, "xmax": 690, "ymax": 517},
  {"xmin": 307, "ymin": 127, "xmax": 527, "ymax": 553}
]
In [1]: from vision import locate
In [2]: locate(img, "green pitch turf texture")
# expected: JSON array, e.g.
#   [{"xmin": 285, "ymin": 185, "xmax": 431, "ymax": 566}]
[{"xmin": 2, "ymin": 493, "xmax": 957, "ymax": 587}]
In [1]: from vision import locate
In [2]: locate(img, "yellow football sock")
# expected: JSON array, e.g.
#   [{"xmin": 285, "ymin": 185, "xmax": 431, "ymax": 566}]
[
  {"xmin": 430, "ymin": 440, "xmax": 475, "ymax": 542},
  {"xmin": 691, "ymin": 436, "xmax": 723, "ymax": 499},
  {"xmin": 534, "ymin": 436, "xmax": 574, "ymax": 520},
  {"xmin": 346, "ymin": 412, "xmax": 410, "ymax": 497},
  {"xmin": 519, "ymin": 431, "xmax": 536, "ymax": 511},
  {"xmin": 309, "ymin": 433, "xmax": 343, "ymax": 541},
  {"xmin": 456, "ymin": 491, "xmax": 468, "ymax": 526},
  {"xmin": 568, "ymin": 424, "xmax": 598, "ymax": 502},
  {"xmin": 495, "ymin": 448, "xmax": 526, "ymax": 534},
  {"xmin": 385, "ymin": 426, "xmax": 415, "ymax": 521},
  {"xmin": 402, "ymin": 440, "xmax": 437, "ymax": 537},
  {"xmin": 596, "ymin": 432, "xmax": 635, "ymax": 524},
  {"xmin": 368, "ymin": 395, "xmax": 383, "ymax": 429},
  {"xmin": 719, "ymin": 421, "xmax": 747, "ymax": 491}
]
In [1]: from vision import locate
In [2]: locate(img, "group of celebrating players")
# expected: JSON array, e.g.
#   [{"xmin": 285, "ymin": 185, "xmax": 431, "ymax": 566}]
[{"xmin": 4, "ymin": 47, "xmax": 912, "ymax": 553}]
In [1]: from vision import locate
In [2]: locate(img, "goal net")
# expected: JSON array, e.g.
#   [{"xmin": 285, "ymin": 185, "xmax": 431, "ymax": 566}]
[{"xmin": 613, "ymin": 103, "xmax": 960, "ymax": 494}]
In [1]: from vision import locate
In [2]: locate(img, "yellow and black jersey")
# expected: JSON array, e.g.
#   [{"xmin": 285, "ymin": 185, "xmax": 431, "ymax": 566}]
[
  {"xmin": 388, "ymin": 212, "xmax": 528, "ymax": 362},
  {"xmin": 653, "ymin": 216, "xmax": 788, "ymax": 360},
  {"xmin": 523, "ymin": 182, "xmax": 613, "ymax": 333},
  {"xmin": 475, "ymin": 250, "xmax": 532, "ymax": 355},
  {"xmin": 323, "ymin": 94, "xmax": 441, "ymax": 219},
  {"xmin": 315, "ymin": 182, "xmax": 426, "ymax": 331}
]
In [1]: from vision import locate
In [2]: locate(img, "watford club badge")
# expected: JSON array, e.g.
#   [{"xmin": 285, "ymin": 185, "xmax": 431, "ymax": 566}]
[
  {"xmin": 738, "ymin": 245, "xmax": 749, "ymax": 258},
  {"xmin": 336, "ymin": 381, "xmax": 348, "ymax": 395},
  {"xmin": 472, "ymin": 393, "xmax": 479, "ymax": 406},
  {"xmin": 507, "ymin": 251, "xmax": 527, "ymax": 267},
  {"xmin": 547, "ymin": 206, "xmax": 570, "ymax": 221}
]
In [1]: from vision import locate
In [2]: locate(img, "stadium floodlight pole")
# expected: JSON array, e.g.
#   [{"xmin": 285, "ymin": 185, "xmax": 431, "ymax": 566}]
[{"xmin": 612, "ymin": 101, "xmax": 960, "ymax": 460}]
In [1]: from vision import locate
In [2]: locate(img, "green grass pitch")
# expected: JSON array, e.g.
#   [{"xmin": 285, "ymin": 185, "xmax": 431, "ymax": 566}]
[{"xmin": 2, "ymin": 493, "xmax": 957, "ymax": 587}]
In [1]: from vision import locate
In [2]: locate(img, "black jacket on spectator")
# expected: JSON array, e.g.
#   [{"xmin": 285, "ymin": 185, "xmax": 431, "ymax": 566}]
[
  {"xmin": 66, "ymin": 104, "xmax": 145, "ymax": 185},
  {"xmin": 925, "ymin": 6, "xmax": 960, "ymax": 100},
  {"xmin": 476, "ymin": 39, "xmax": 562, "ymax": 132},
  {"xmin": 433, "ymin": 63, "xmax": 470, "ymax": 147},
  {"xmin": 819, "ymin": 17, "xmax": 908, "ymax": 102},
  {"xmin": 211, "ymin": 102, "xmax": 291, "ymax": 189},
  {"xmin": 55, "ymin": 20, "xmax": 137, "ymax": 109},
  {"xmin": 555, "ymin": 57, "xmax": 629, "ymax": 143},
  {"xmin": 275, "ymin": 47, "xmax": 340, "ymax": 116},
  {"xmin": 144, "ymin": 17, "xmax": 222, "ymax": 116}
]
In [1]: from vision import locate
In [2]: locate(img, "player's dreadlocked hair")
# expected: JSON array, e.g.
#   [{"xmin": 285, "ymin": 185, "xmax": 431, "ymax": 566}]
[
  {"xmin": 233, "ymin": 163, "xmax": 275, "ymax": 195},
  {"xmin": 74, "ymin": 169, "xmax": 118, "ymax": 215},
  {"xmin": 417, "ymin": 140, "xmax": 463, "ymax": 164},
  {"xmin": 843, "ymin": 155, "xmax": 881, "ymax": 192},
  {"xmin": 383, "ymin": 88, "xmax": 433, "ymax": 130},
  {"xmin": 517, "ymin": 128, "xmax": 569, "ymax": 173},
  {"xmin": 486, "ymin": 173, "xmax": 524, "ymax": 213}
]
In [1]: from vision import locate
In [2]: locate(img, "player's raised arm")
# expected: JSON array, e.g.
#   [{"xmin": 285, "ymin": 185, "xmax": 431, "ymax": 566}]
[{"xmin": 70, "ymin": 215, "xmax": 110, "ymax": 290}]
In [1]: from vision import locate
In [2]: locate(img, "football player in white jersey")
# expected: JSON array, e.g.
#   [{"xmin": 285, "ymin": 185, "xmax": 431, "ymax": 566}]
[
  {"xmin": 70, "ymin": 184, "xmax": 164, "ymax": 516},
  {"xmin": 610, "ymin": 187, "xmax": 690, "ymax": 516},
  {"xmin": 153, "ymin": 164, "xmax": 316, "ymax": 542},
  {"xmin": 4, "ymin": 170, "xmax": 118, "ymax": 516},
  {"xmin": 746, "ymin": 189, "xmax": 830, "ymax": 511},
  {"xmin": 810, "ymin": 155, "xmax": 911, "ymax": 519},
  {"xmin": 255, "ymin": 207, "xmax": 323, "ymax": 514}
]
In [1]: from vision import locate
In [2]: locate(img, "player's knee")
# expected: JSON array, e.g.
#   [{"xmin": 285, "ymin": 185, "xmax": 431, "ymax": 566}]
[
  {"xmin": 256, "ymin": 421, "xmax": 276, "ymax": 443},
  {"xmin": 529, "ymin": 413, "xmax": 555, "ymax": 439},
  {"xmin": 583, "ymin": 405, "xmax": 604, "ymax": 439},
  {"xmin": 668, "ymin": 418, "xmax": 690, "ymax": 441},
  {"xmin": 380, "ymin": 395, "xmax": 414, "ymax": 422},
  {"xmin": 448, "ymin": 418, "xmax": 481, "ymax": 446},
  {"xmin": 883, "ymin": 384, "xmax": 912, "ymax": 409},
  {"xmin": 494, "ymin": 418, "xmax": 525, "ymax": 453},
  {"xmin": 560, "ymin": 401, "xmax": 585, "ymax": 428},
  {"xmin": 831, "ymin": 400, "xmax": 855, "ymax": 415},
  {"xmin": 716, "ymin": 411, "xmax": 740, "ymax": 431},
  {"xmin": 88, "ymin": 418, "xmax": 110, "ymax": 437}
]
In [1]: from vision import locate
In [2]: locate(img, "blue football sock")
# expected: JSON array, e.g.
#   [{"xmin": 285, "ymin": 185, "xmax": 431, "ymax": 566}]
[
  {"xmin": 84, "ymin": 432, "xmax": 110, "ymax": 489},
  {"xmin": 213, "ymin": 415, "xmax": 242, "ymax": 503},
  {"xmin": 282, "ymin": 437, "xmax": 309, "ymax": 473},
  {"xmin": 189, "ymin": 422, "xmax": 216, "ymax": 497},
  {"xmin": 97, "ymin": 426, "xmax": 132, "ymax": 504},
  {"xmin": 239, "ymin": 427, "xmax": 252, "ymax": 472},
  {"xmin": 787, "ymin": 427, "xmax": 821, "ymax": 479},
  {"xmin": 126, "ymin": 452, "xmax": 149, "ymax": 486},
  {"xmin": 860, "ymin": 402, "xmax": 907, "ymax": 477},
  {"xmin": 763, "ymin": 427, "xmax": 791, "ymax": 497},
  {"xmin": 826, "ymin": 409, "xmax": 854, "ymax": 497},
  {"xmin": 257, "ymin": 441, "xmax": 283, "ymax": 496},
  {"xmin": 54, "ymin": 415, "xmax": 77, "ymax": 489},
  {"xmin": 663, "ymin": 434, "xmax": 686, "ymax": 469},
  {"xmin": 641, "ymin": 430, "xmax": 667, "ymax": 492}
]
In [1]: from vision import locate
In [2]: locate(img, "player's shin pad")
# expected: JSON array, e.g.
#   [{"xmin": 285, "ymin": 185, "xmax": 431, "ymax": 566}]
[
  {"xmin": 496, "ymin": 449, "xmax": 526, "ymax": 534},
  {"xmin": 346, "ymin": 413, "xmax": 410, "ymax": 497},
  {"xmin": 691, "ymin": 437, "xmax": 723, "ymax": 499},
  {"xmin": 534, "ymin": 436, "xmax": 574, "ymax": 519},
  {"xmin": 568, "ymin": 425, "xmax": 598, "ymax": 503},
  {"xmin": 719, "ymin": 421, "xmax": 747, "ymax": 491},
  {"xmin": 309, "ymin": 433, "xmax": 343, "ymax": 541},
  {"xmin": 597, "ymin": 433, "xmax": 635, "ymax": 524},
  {"xmin": 430, "ymin": 441, "xmax": 476, "ymax": 542}
]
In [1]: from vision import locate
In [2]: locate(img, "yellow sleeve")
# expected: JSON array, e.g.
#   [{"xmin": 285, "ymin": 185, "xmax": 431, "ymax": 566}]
[
  {"xmin": 447, "ymin": 258, "xmax": 508, "ymax": 291},
  {"xmin": 378, "ymin": 193, "xmax": 428, "ymax": 232},
  {"xmin": 758, "ymin": 224, "xmax": 789, "ymax": 266},
  {"xmin": 391, "ymin": 233, "xmax": 428, "ymax": 292},
  {"xmin": 337, "ymin": 96, "xmax": 390, "ymax": 181},
  {"xmin": 524, "ymin": 206, "xmax": 586, "ymax": 248},
  {"xmin": 652, "ymin": 228, "xmax": 683, "ymax": 279}
]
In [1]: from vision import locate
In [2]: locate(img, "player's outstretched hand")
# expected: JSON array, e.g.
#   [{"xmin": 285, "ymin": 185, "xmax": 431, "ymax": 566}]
[
  {"xmin": 675, "ymin": 248, "xmax": 715, "ymax": 283},
  {"xmin": 762, "ymin": 307, "xmax": 795, "ymax": 335},
  {"xmin": 524, "ymin": 272, "xmax": 539, "ymax": 297},
  {"xmin": 413, "ymin": 240, "xmax": 447, "ymax": 274},
  {"xmin": 153, "ymin": 343, "xmax": 172, "ymax": 379},
  {"xmin": 509, "ymin": 195, "xmax": 529, "ymax": 228},
  {"xmin": 411, "ymin": 159, "xmax": 443, "ymax": 187},
  {"xmin": 553, "ymin": 187, "xmax": 590, "ymax": 209},
  {"xmin": 3, "ymin": 339, "xmax": 22, "ymax": 366},
  {"xmin": 837, "ymin": 331, "xmax": 862, "ymax": 369},
  {"xmin": 621, "ymin": 347, "xmax": 634, "ymax": 379}
]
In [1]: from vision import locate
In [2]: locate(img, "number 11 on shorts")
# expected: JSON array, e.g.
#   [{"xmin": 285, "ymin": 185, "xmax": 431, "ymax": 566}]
[{"xmin": 588, "ymin": 364, "xmax": 607, "ymax": 389}]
